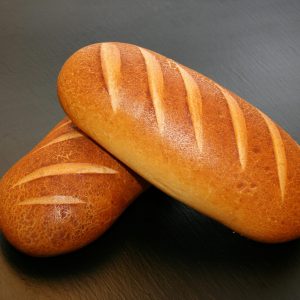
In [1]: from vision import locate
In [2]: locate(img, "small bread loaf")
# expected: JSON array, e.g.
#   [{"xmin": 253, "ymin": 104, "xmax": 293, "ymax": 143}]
[
  {"xmin": 0, "ymin": 118, "xmax": 146, "ymax": 256},
  {"xmin": 58, "ymin": 42, "xmax": 300, "ymax": 243}
]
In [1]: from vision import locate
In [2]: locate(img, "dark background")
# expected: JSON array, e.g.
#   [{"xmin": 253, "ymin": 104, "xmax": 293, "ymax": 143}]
[{"xmin": 0, "ymin": 0, "xmax": 299, "ymax": 299}]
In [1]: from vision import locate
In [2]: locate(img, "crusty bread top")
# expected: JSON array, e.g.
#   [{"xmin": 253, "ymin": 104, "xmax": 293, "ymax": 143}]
[
  {"xmin": 0, "ymin": 118, "xmax": 146, "ymax": 256},
  {"xmin": 58, "ymin": 42, "xmax": 300, "ymax": 243}
]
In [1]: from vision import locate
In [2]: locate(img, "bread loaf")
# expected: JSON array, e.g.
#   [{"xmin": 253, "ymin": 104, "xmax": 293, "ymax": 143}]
[
  {"xmin": 0, "ymin": 118, "xmax": 146, "ymax": 256},
  {"xmin": 58, "ymin": 42, "xmax": 300, "ymax": 243}
]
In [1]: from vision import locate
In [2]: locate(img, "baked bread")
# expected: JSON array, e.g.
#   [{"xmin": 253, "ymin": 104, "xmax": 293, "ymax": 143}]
[
  {"xmin": 0, "ymin": 118, "xmax": 146, "ymax": 256},
  {"xmin": 58, "ymin": 42, "xmax": 300, "ymax": 243}
]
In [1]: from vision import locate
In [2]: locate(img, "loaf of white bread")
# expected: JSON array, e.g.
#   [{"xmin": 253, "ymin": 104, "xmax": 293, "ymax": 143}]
[
  {"xmin": 58, "ymin": 42, "xmax": 300, "ymax": 243},
  {"xmin": 0, "ymin": 118, "xmax": 146, "ymax": 256}
]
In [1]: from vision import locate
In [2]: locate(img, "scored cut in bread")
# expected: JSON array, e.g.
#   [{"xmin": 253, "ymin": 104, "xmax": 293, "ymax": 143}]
[
  {"xmin": 0, "ymin": 118, "xmax": 147, "ymax": 256},
  {"xmin": 58, "ymin": 42, "xmax": 300, "ymax": 243}
]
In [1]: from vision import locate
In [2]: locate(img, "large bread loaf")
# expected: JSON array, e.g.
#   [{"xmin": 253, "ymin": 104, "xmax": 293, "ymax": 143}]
[
  {"xmin": 58, "ymin": 42, "xmax": 300, "ymax": 243},
  {"xmin": 0, "ymin": 118, "xmax": 146, "ymax": 256}
]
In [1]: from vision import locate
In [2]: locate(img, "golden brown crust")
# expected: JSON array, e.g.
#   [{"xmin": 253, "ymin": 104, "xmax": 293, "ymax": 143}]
[
  {"xmin": 0, "ymin": 118, "xmax": 147, "ymax": 256},
  {"xmin": 58, "ymin": 42, "xmax": 300, "ymax": 243}
]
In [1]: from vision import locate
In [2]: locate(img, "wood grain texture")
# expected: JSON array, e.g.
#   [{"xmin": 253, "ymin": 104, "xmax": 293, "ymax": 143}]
[{"xmin": 1, "ymin": 0, "xmax": 300, "ymax": 299}]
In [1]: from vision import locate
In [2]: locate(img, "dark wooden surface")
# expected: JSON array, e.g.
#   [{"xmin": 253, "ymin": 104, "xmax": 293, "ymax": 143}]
[{"xmin": 0, "ymin": 0, "xmax": 299, "ymax": 299}]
